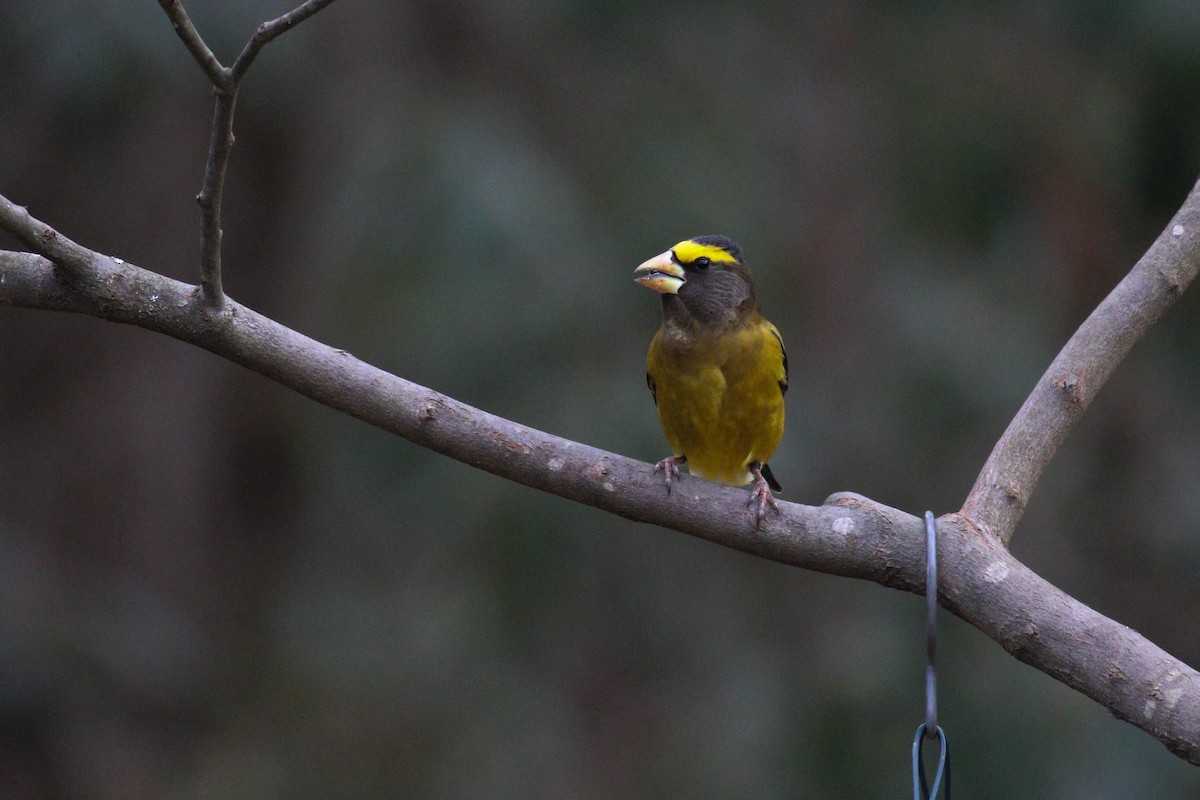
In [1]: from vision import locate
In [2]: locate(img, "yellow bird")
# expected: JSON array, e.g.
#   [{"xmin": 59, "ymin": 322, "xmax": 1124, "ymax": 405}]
[{"xmin": 634, "ymin": 235, "xmax": 787, "ymax": 521}]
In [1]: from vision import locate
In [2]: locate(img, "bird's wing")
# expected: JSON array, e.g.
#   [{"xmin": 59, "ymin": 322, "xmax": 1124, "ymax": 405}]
[{"xmin": 767, "ymin": 322, "xmax": 788, "ymax": 395}]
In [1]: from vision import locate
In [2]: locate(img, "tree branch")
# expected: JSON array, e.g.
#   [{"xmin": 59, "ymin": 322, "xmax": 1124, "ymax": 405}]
[
  {"xmin": 2, "ymin": 200, "xmax": 1199, "ymax": 763},
  {"xmin": 0, "ymin": 196, "xmax": 106, "ymax": 276},
  {"xmin": 231, "ymin": 0, "xmax": 340, "ymax": 82},
  {"xmin": 961, "ymin": 178, "xmax": 1200, "ymax": 546},
  {"xmin": 156, "ymin": 0, "xmax": 340, "ymax": 307},
  {"xmin": 156, "ymin": 0, "xmax": 226, "ymax": 86}
]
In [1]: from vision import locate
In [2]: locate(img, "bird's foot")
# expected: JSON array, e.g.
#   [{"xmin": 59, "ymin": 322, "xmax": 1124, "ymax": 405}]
[
  {"xmin": 747, "ymin": 474, "xmax": 780, "ymax": 526},
  {"xmin": 654, "ymin": 455, "xmax": 685, "ymax": 493}
]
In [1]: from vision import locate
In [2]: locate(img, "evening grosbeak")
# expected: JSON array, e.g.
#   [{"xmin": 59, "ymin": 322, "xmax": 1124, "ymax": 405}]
[{"xmin": 635, "ymin": 235, "xmax": 787, "ymax": 522}]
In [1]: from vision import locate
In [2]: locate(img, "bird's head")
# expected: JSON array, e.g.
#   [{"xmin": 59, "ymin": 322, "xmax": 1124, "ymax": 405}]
[{"xmin": 634, "ymin": 235, "xmax": 757, "ymax": 329}]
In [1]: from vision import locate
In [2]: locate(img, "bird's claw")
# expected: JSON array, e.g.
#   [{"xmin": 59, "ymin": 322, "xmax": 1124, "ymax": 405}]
[
  {"xmin": 654, "ymin": 456, "xmax": 683, "ymax": 494},
  {"xmin": 747, "ymin": 479, "xmax": 780, "ymax": 526}
]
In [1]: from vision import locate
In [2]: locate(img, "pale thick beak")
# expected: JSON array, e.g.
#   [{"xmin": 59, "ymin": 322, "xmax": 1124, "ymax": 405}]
[{"xmin": 633, "ymin": 250, "xmax": 684, "ymax": 294}]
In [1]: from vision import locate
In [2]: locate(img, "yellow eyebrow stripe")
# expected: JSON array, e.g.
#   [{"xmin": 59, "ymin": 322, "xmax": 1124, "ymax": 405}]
[{"xmin": 671, "ymin": 239, "xmax": 739, "ymax": 265}]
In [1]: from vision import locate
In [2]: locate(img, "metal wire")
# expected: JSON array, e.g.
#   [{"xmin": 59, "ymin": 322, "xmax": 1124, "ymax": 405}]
[
  {"xmin": 912, "ymin": 724, "xmax": 950, "ymax": 799},
  {"xmin": 924, "ymin": 510, "xmax": 938, "ymax": 736},
  {"xmin": 912, "ymin": 510, "xmax": 951, "ymax": 799}
]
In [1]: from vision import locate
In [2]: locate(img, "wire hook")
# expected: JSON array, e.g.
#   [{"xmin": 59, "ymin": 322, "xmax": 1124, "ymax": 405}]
[
  {"xmin": 912, "ymin": 724, "xmax": 949, "ymax": 799},
  {"xmin": 912, "ymin": 510, "xmax": 951, "ymax": 799}
]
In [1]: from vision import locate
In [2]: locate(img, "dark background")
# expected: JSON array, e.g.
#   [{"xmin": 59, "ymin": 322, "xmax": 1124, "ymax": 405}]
[{"xmin": 3, "ymin": 2, "xmax": 1200, "ymax": 797}]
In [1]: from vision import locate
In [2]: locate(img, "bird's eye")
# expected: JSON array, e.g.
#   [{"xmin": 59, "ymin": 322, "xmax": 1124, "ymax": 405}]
[{"xmin": 694, "ymin": 257, "xmax": 711, "ymax": 270}]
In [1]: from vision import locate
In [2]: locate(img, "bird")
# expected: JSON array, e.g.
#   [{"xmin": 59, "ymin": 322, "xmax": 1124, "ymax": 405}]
[{"xmin": 634, "ymin": 235, "xmax": 787, "ymax": 523}]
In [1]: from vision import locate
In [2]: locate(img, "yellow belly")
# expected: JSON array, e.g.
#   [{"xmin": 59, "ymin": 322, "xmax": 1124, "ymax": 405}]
[{"xmin": 648, "ymin": 319, "xmax": 786, "ymax": 486}]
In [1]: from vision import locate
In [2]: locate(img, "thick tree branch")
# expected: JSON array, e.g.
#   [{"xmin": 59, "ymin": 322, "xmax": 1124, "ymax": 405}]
[
  {"xmin": 2, "ymin": 199, "xmax": 1199, "ymax": 762},
  {"xmin": 962, "ymin": 178, "xmax": 1200, "ymax": 545},
  {"xmin": 156, "ymin": 0, "xmax": 340, "ymax": 307}
]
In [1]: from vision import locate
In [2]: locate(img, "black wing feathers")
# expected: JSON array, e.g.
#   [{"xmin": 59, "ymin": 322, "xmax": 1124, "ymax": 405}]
[{"xmin": 769, "ymin": 327, "xmax": 788, "ymax": 396}]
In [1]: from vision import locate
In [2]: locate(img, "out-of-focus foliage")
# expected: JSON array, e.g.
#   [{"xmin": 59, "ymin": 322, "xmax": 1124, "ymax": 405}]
[{"xmin": 2, "ymin": 2, "xmax": 1200, "ymax": 797}]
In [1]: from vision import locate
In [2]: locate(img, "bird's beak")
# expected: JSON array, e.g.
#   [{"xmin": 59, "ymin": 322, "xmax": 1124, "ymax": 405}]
[{"xmin": 634, "ymin": 250, "xmax": 684, "ymax": 294}]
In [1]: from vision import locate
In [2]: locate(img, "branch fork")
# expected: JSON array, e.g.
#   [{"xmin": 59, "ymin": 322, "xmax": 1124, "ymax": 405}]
[{"xmin": 156, "ymin": 0, "xmax": 339, "ymax": 307}]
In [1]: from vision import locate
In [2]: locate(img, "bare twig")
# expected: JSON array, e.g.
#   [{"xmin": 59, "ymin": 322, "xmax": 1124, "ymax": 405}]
[
  {"xmin": 2, "ymin": 216, "xmax": 1199, "ymax": 762},
  {"xmin": 961, "ymin": 178, "xmax": 1200, "ymax": 546},
  {"xmin": 156, "ymin": 0, "xmax": 226, "ymax": 86},
  {"xmin": 195, "ymin": 86, "xmax": 234, "ymax": 306},
  {"xmin": 156, "ymin": 0, "xmax": 340, "ymax": 308},
  {"xmin": 231, "ymin": 0, "xmax": 340, "ymax": 82}
]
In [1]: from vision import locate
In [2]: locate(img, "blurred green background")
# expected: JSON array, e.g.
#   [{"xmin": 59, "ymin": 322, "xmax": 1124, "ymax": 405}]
[{"xmin": 2, "ymin": 1, "xmax": 1200, "ymax": 797}]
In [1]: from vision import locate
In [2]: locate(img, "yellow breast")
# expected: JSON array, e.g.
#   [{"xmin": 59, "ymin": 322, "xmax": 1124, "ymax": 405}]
[{"xmin": 647, "ymin": 317, "xmax": 786, "ymax": 486}]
